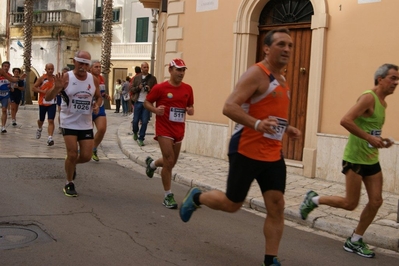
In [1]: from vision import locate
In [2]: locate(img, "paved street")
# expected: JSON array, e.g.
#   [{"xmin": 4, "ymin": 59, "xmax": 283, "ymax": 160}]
[{"xmin": 1, "ymin": 105, "xmax": 398, "ymax": 255}]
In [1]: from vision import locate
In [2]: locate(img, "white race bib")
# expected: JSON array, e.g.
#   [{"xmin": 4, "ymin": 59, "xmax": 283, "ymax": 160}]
[
  {"xmin": 263, "ymin": 116, "xmax": 288, "ymax": 141},
  {"xmin": 169, "ymin": 107, "xmax": 186, "ymax": 123},
  {"xmin": 70, "ymin": 98, "xmax": 91, "ymax": 114}
]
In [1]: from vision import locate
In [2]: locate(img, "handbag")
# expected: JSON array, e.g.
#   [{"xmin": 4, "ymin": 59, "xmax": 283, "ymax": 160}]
[{"xmin": 123, "ymin": 93, "xmax": 130, "ymax": 101}]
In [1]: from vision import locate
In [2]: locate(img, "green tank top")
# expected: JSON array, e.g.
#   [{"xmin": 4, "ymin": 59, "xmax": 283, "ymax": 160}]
[{"xmin": 343, "ymin": 90, "xmax": 385, "ymax": 165}]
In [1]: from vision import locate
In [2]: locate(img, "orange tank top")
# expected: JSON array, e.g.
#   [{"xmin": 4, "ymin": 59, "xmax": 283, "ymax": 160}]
[
  {"xmin": 38, "ymin": 74, "xmax": 55, "ymax": 106},
  {"xmin": 228, "ymin": 63, "xmax": 290, "ymax": 162}
]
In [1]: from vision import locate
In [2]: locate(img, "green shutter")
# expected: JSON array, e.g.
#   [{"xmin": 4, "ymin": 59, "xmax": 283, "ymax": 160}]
[{"xmin": 136, "ymin": 17, "xmax": 149, "ymax": 42}]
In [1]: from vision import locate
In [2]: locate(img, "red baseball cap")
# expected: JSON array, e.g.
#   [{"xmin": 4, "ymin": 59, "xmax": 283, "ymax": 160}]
[{"xmin": 169, "ymin": 58, "xmax": 187, "ymax": 69}]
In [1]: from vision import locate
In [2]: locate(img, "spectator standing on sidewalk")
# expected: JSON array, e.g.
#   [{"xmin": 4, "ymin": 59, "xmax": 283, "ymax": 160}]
[
  {"xmin": 144, "ymin": 59, "xmax": 194, "ymax": 209},
  {"xmin": 113, "ymin": 79, "xmax": 122, "ymax": 113},
  {"xmin": 90, "ymin": 60, "xmax": 110, "ymax": 162},
  {"xmin": 121, "ymin": 76, "xmax": 131, "ymax": 116},
  {"xmin": 299, "ymin": 63, "xmax": 398, "ymax": 259},
  {"xmin": 130, "ymin": 62, "xmax": 157, "ymax": 146},
  {"xmin": 179, "ymin": 28, "xmax": 301, "ymax": 266},
  {"xmin": 130, "ymin": 66, "xmax": 141, "ymax": 110},
  {"xmin": 32, "ymin": 63, "xmax": 57, "ymax": 146},
  {"xmin": 45, "ymin": 50, "xmax": 102, "ymax": 197},
  {"xmin": 9, "ymin": 68, "xmax": 24, "ymax": 126}
]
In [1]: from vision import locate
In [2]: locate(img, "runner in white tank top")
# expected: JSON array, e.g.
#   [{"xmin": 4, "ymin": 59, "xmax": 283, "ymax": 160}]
[{"xmin": 45, "ymin": 50, "xmax": 102, "ymax": 197}]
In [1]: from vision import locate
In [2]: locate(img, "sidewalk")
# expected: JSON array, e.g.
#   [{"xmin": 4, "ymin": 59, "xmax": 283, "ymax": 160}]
[
  {"xmin": 7, "ymin": 104, "xmax": 399, "ymax": 253},
  {"xmin": 116, "ymin": 113, "xmax": 399, "ymax": 253}
]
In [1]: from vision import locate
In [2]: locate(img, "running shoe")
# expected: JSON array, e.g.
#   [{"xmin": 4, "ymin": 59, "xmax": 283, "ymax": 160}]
[
  {"xmin": 133, "ymin": 132, "xmax": 138, "ymax": 140},
  {"xmin": 1, "ymin": 127, "xmax": 6, "ymax": 133},
  {"xmin": 12, "ymin": 119, "xmax": 17, "ymax": 126},
  {"xmin": 137, "ymin": 139, "xmax": 144, "ymax": 146},
  {"xmin": 47, "ymin": 138, "xmax": 54, "ymax": 146},
  {"xmin": 163, "ymin": 193, "xmax": 178, "ymax": 209},
  {"xmin": 299, "ymin": 190, "xmax": 318, "ymax": 220},
  {"xmin": 343, "ymin": 237, "xmax": 375, "ymax": 258},
  {"xmin": 145, "ymin": 156, "xmax": 155, "ymax": 178},
  {"xmin": 63, "ymin": 182, "xmax": 78, "ymax": 197},
  {"xmin": 92, "ymin": 150, "xmax": 99, "ymax": 162},
  {"xmin": 36, "ymin": 129, "xmax": 42, "ymax": 139},
  {"xmin": 180, "ymin": 187, "xmax": 201, "ymax": 222},
  {"xmin": 262, "ymin": 257, "xmax": 281, "ymax": 266}
]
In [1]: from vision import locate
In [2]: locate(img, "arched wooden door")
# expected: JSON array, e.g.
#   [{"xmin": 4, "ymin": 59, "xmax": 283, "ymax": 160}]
[{"xmin": 256, "ymin": 0, "xmax": 313, "ymax": 161}]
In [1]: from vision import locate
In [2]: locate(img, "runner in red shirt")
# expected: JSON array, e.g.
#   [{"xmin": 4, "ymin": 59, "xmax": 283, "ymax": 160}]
[{"xmin": 144, "ymin": 59, "xmax": 194, "ymax": 209}]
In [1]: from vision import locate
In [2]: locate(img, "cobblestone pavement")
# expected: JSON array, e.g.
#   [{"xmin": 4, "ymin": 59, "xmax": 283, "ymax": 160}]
[{"xmin": 2, "ymin": 104, "xmax": 398, "ymax": 253}]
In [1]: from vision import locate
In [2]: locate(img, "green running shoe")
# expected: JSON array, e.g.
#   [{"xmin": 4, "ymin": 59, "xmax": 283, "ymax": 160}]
[
  {"xmin": 343, "ymin": 237, "xmax": 375, "ymax": 258},
  {"xmin": 92, "ymin": 150, "xmax": 99, "ymax": 161},
  {"xmin": 299, "ymin": 190, "xmax": 318, "ymax": 220},
  {"xmin": 137, "ymin": 139, "xmax": 145, "ymax": 146},
  {"xmin": 163, "ymin": 193, "xmax": 178, "ymax": 209},
  {"xmin": 133, "ymin": 132, "xmax": 138, "ymax": 141},
  {"xmin": 145, "ymin": 156, "xmax": 155, "ymax": 178}
]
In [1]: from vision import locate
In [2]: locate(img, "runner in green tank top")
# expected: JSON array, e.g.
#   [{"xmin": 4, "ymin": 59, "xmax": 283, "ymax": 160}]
[{"xmin": 300, "ymin": 64, "xmax": 398, "ymax": 258}]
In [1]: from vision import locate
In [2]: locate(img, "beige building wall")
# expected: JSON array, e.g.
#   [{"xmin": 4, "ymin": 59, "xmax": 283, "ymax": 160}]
[{"xmin": 141, "ymin": 0, "xmax": 399, "ymax": 193}]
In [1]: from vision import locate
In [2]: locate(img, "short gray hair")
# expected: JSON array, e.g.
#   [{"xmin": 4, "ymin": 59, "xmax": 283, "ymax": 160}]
[{"xmin": 374, "ymin": 64, "xmax": 398, "ymax": 85}]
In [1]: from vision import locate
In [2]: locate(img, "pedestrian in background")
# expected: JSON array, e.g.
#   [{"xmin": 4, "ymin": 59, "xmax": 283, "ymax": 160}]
[
  {"xmin": 299, "ymin": 63, "xmax": 398, "ymax": 259},
  {"xmin": 179, "ymin": 28, "xmax": 301, "ymax": 266},
  {"xmin": 130, "ymin": 62, "xmax": 157, "ymax": 146},
  {"xmin": 144, "ymin": 59, "xmax": 194, "ymax": 209},
  {"xmin": 114, "ymin": 79, "xmax": 122, "ymax": 113},
  {"xmin": 121, "ymin": 76, "xmax": 131, "ymax": 116}
]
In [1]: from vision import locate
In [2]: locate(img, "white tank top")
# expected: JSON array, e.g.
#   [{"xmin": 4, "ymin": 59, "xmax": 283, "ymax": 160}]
[{"xmin": 60, "ymin": 71, "xmax": 96, "ymax": 130}]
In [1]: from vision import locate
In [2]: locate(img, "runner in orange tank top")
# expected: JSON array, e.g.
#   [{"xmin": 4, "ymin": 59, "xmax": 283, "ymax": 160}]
[
  {"xmin": 179, "ymin": 28, "xmax": 301, "ymax": 266},
  {"xmin": 33, "ymin": 63, "xmax": 57, "ymax": 146}
]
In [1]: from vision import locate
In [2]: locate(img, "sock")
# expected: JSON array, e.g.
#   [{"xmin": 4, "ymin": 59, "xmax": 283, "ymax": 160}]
[
  {"xmin": 312, "ymin": 196, "xmax": 320, "ymax": 206},
  {"xmin": 351, "ymin": 232, "xmax": 362, "ymax": 242},
  {"xmin": 264, "ymin": 255, "xmax": 277, "ymax": 266},
  {"xmin": 150, "ymin": 161, "xmax": 156, "ymax": 169},
  {"xmin": 93, "ymin": 147, "xmax": 97, "ymax": 152},
  {"xmin": 66, "ymin": 180, "xmax": 73, "ymax": 185},
  {"xmin": 38, "ymin": 128, "xmax": 42, "ymax": 132},
  {"xmin": 48, "ymin": 135, "xmax": 53, "ymax": 139},
  {"xmin": 193, "ymin": 192, "xmax": 202, "ymax": 206},
  {"xmin": 164, "ymin": 190, "xmax": 172, "ymax": 197}
]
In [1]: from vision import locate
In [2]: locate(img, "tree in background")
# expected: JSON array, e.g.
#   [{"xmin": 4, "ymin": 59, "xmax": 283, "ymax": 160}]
[
  {"xmin": 23, "ymin": 0, "xmax": 34, "ymax": 104},
  {"xmin": 100, "ymin": 0, "xmax": 113, "ymax": 109}
]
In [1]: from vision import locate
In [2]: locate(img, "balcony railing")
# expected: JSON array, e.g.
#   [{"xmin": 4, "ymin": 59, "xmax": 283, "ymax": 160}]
[
  {"xmin": 111, "ymin": 43, "xmax": 153, "ymax": 60},
  {"xmin": 10, "ymin": 10, "xmax": 81, "ymax": 27}
]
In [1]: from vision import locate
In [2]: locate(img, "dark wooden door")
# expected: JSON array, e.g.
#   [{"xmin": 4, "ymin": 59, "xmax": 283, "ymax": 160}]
[{"xmin": 257, "ymin": 25, "xmax": 311, "ymax": 161}]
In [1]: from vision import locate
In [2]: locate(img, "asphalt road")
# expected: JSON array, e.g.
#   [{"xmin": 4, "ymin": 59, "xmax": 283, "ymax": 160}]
[{"xmin": 1, "ymin": 158, "xmax": 398, "ymax": 266}]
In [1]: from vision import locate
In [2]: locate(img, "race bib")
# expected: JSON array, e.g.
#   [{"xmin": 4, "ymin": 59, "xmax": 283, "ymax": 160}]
[
  {"xmin": 368, "ymin": 129, "xmax": 381, "ymax": 148},
  {"xmin": 263, "ymin": 116, "xmax": 288, "ymax": 141},
  {"xmin": 70, "ymin": 99, "xmax": 91, "ymax": 114},
  {"xmin": 169, "ymin": 107, "xmax": 185, "ymax": 123}
]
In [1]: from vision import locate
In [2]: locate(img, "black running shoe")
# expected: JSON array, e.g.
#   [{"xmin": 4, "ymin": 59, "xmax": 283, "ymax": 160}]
[{"xmin": 63, "ymin": 182, "xmax": 78, "ymax": 197}]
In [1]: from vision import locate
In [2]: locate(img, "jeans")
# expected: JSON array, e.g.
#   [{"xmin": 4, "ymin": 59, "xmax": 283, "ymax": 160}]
[
  {"xmin": 121, "ymin": 99, "xmax": 129, "ymax": 114},
  {"xmin": 132, "ymin": 101, "xmax": 150, "ymax": 140},
  {"xmin": 115, "ymin": 99, "xmax": 121, "ymax": 112}
]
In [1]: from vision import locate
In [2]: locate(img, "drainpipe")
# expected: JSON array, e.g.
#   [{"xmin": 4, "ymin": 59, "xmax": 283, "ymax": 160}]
[{"xmin": 150, "ymin": 9, "xmax": 158, "ymax": 74}]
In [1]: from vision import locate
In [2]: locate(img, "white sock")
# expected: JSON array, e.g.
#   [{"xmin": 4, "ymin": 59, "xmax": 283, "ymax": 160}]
[
  {"xmin": 38, "ymin": 128, "xmax": 42, "ymax": 132},
  {"xmin": 150, "ymin": 161, "xmax": 156, "ymax": 169},
  {"xmin": 351, "ymin": 232, "xmax": 362, "ymax": 242},
  {"xmin": 312, "ymin": 196, "xmax": 320, "ymax": 206},
  {"xmin": 164, "ymin": 190, "xmax": 172, "ymax": 197},
  {"xmin": 48, "ymin": 136, "xmax": 53, "ymax": 139}
]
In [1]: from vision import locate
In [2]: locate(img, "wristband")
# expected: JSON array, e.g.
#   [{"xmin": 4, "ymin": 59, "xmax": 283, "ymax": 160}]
[{"xmin": 254, "ymin": 120, "xmax": 261, "ymax": 131}]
